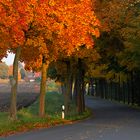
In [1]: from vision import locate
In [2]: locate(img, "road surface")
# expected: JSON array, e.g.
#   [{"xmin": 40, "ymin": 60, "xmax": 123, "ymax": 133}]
[{"xmin": 1, "ymin": 96, "xmax": 140, "ymax": 140}]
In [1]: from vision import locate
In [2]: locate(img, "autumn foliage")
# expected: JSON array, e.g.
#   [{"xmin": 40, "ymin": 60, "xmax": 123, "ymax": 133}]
[
  {"xmin": 0, "ymin": 0, "xmax": 101, "ymax": 118},
  {"xmin": 0, "ymin": 0, "xmax": 139, "ymax": 123}
]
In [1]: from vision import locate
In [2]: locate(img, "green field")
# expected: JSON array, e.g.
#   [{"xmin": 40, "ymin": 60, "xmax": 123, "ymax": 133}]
[{"xmin": 0, "ymin": 82, "xmax": 91, "ymax": 136}]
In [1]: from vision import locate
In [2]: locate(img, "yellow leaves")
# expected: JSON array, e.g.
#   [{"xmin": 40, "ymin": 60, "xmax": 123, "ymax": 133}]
[
  {"xmin": 26, "ymin": 37, "xmax": 46, "ymax": 49},
  {"xmin": 86, "ymin": 64, "xmax": 108, "ymax": 78},
  {"xmin": 26, "ymin": 38, "xmax": 34, "ymax": 46},
  {"xmin": 48, "ymin": 0, "xmax": 56, "ymax": 6}
]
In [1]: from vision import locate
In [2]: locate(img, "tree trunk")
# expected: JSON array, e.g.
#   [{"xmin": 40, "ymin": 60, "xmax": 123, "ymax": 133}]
[
  {"xmin": 110, "ymin": 82, "xmax": 113, "ymax": 100},
  {"xmin": 73, "ymin": 76, "xmax": 78, "ymax": 104},
  {"xmin": 64, "ymin": 61, "xmax": 71, "ymax": 116},
  {"xmin": 76, "ymin": 58, "xmax": 84, "ymax": 114},
  {"xmin": 127, "ymin": 75, "xmax": 130, "ymax": 105},
  {"xmin": 81, "ymin": 78, "xmax": 85, "ymax": 112},
  {"xmin": 122, "ymin": 82, "xmax": 125, "ymax": 104},
  {"xmin": 77, "ymin": 77, "xmax": 82, "ymax": 114},
  {"xmin": 69, "ymin": 75, "xmax": 73, "ymax": 100},
  {"xmin": 105, "ymin": 80, "xmax": 107, "ymax": 99},
  {"xmin": 131, "ymin": 71, "xmax": 135, "ymax": 105},
  {"xmin": 39, "ymin": 56, "xmax": 49, "ymax": 117},
  {"xmin": 96, "ymin": 79, "xmax": 100, "ymax": 97},
  {"xmin": 10, "ymin": 47, "xmax": 21, "ymax": 120},
  {"xmin": 100, "ymin": 79, "xmax": 104, "ymax": 98},
  {"xmin": 135, "ymin": 71, "xmax": 140, "ymax": 105},
  {"xmin": 61, "ymin": 82, "xmax": 66, "ymax": 95}
]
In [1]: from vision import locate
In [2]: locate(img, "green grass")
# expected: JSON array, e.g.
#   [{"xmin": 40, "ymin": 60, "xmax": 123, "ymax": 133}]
[
  {"xmin": 47, "ymin": 80, "xmax": 60, "ymax": 92},
  {"xmin": 0, "ymin": 90, "xmax": 91, "ymax": 136}
]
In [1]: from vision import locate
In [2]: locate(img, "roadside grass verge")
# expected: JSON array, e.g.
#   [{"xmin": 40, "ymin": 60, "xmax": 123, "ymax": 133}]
[{"xmin": 0, "ymin": 90, "xmax": 91, "ymax": 137}]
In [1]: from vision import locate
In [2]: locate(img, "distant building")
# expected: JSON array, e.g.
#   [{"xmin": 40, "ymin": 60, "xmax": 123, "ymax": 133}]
[
  {"xmin": 34, "ymin": 72, "xmax": 41, "ymax": 78},
  {"xmin": 24, "ymin": 71, "xmax": 35, "ymax": 82},
  {"xmin": 24, "ymin": 71, "xmax": 41, "ymax": 82}
]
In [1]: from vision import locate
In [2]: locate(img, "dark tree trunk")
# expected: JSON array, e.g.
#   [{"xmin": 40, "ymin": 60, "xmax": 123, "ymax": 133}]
[
  {"xmin": 134, "ymin": 71, "xmax": 140, "ymax": 105},
  {"xmin": 69, "ymin": 75, "xmax": 73, "ymax": 101},
  {"xmin": 122, "ymin": 82, "xmax": 125, "ymax": 104},
  {"xmin": 131, "ymin": 71, "xmax": 135, "ymax": 105},
  {"xmin": 100, "ymin": 79, "xmax": 104, "ymax": 98},
  {"xmin": 64, "ymin": 60, "xmax": 71, "ymax": 116},
  {"xmin": 76, "ymin": 58, "xmax": 85, "ymax": 114},
  {"xmin": 73, "ymin": 76, "xmax": 78, "ymax": 104},
  {"xmin": 96, "ymin": 79, "xmax": 100, "ymax": 97},
  {"xmin": 61, "ymin": 82, "xmax": 66, "ymax": 95},
  {"xmin": 127, "ymin": 75, "xmax": 130, "ymax": 105},
  {"xmin": 81, "ymin": 70, "xmax": 86, "ymax": 112},
  {"xmin": 10, "ymin": 47, "xmax": 21, "ymax": 120}
]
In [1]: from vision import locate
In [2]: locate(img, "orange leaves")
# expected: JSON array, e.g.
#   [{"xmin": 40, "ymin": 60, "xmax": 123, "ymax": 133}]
[
  {"xmin": 44, "ymin": 0, "xmax": 101, "ymax": 55},
  {"xmin": 48, "ymin": 0, "xmax": 56, "ymax": 6},
  {"xmin": 93, "ymin": 28, "xmax": 100, "ymax": 38},
  {"xmin": 0, "ymin": 0, "xmax": 101, "ymax": 65},
  {"xmin": 36, "ymin": 0, "xmax": 100, "ymax": 50},
  {"xmin": 0, "ymin": 0, "xmax": 35, "ymax": 50}
]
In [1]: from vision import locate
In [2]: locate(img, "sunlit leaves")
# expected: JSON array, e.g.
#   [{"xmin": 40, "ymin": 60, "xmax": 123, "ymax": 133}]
[
  {"xmin": 0, "ymin": 0, "xmax": 36, "ymax": 51},
  {"xmin": 0, "ymin": 0, "xmax": 100, "ymax": 71},
  {"xmin": 34, "ymin": 0, "xmax": 100, "ymax": 56}
]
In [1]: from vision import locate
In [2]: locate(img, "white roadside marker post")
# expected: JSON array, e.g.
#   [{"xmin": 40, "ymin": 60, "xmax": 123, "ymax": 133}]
[{"xmin": 62, "ymin": 105, "xmax": 65, "ymax": 119}]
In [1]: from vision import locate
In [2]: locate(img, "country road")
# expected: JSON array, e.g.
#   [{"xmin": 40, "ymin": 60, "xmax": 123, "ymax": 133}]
[{"xmin": 1, "ymin": 96, "xmax": 140, "ymax": 140}]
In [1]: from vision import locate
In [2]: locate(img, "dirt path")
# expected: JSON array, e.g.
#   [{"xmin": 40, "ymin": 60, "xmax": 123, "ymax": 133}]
[{"xmin": 0, "ymin": 82, "xmax": 40, "ymax": 112}]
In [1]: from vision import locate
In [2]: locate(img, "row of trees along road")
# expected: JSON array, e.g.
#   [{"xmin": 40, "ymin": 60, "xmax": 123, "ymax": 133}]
[
  {"xmin": 0, "ymin": 0, "xmax": 140, "ymax": 120},
  {"xmin": 89, "ymin": 0, "xmax": 140, "ymax": 105},
  {"xmin": 0, "ymin": 0, "xmax": 100, "ymax": 120}
]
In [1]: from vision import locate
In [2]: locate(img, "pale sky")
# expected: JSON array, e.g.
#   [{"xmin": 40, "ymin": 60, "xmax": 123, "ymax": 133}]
[{"xmin": 2, "ymin": 53, "xmax": 15, "ymax": 66}]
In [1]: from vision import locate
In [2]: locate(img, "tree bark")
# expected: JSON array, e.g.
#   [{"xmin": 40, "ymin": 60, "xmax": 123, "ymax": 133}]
[
  {"xmin": 61, "ymin": 82, "xmax": 66, "ymax": 95},
  {"xmin": 73, "ymin": 75, "xmax": 78, "ymax": 104},
  {"xmin": 81, "ymin": 77, "xmax": 85, "ymax": 112},
  {"xmin": 96, "ymin": 79, "xmax": 100, "ymax": 97},
  {"xmin": 135, "ymin": 71, "xmax": 140, "ymax": 105},
  {"xmin": 39, "ymin": 56, "xmax": 49, "ymax": 117},
  {"xmin": 10, "ymin": 47, "xmax": 21, "ymax": 120},
  {"xmin": 131, "ymin": 71, "xmax": 135, "ymax": 105},
  {"xmin": 69, "ymin": 75, "xmax": 73, "ymax": 100},
  {"xmin": 64, "ymin": 60, "xmax": 71, "ymax": 116},
  {"xmin": 127, "ymin": 75, "xmax": 130, "ymax": 105},
  {"xmin": 77, "ymin": 75, "xmax": 82, "ymax": 114},
  {"xmin": 76, "ymin": 58, "xmax": 84, "ymax": 114}
]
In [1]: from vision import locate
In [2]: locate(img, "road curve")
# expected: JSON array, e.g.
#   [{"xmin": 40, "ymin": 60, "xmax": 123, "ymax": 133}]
[{"xmin": 1, "ymin": 96, "xmax": 140, "ymax": 140}]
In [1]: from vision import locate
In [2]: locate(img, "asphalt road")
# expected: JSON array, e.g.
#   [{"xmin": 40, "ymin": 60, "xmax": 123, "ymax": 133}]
[{"xmin": 1, "ymin": 96, "xmax": 140, "ymax": 140}]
